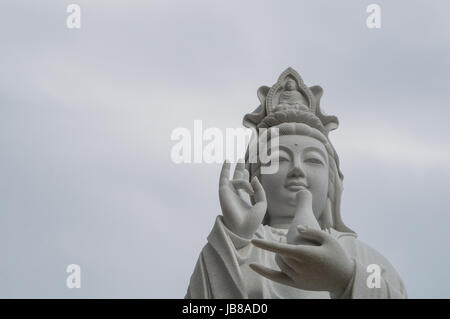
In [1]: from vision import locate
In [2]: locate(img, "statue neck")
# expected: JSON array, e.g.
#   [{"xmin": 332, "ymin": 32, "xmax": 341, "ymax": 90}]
[{"xmin": 267, "ymin": 216, "xmax": 293, "ymax": 229}]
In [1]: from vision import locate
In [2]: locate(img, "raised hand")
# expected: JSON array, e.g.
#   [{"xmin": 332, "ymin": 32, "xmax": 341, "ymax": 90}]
[
  {"xmin": 219, "ymin": 160, "xmax": 267, "ymax": 239},
  {"xmin": 250, "ymin": 226, "xmax": 354, "ymax": 296}
]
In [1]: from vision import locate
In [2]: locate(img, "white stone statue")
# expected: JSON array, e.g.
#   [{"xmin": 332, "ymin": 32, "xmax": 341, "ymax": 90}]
[{"xmin": 185, "ymin": 68, "xmax": 407, "ymax": 299}]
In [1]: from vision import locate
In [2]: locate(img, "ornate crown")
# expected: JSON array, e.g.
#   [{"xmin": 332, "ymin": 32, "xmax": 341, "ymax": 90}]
[{"xmin": 243, "ymin": 67, "xmax": 339, "ymax": 137}]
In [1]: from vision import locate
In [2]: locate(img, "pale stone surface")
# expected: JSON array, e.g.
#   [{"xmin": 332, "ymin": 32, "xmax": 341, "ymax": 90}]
[{"xmin": 185, "ymin": 68, "xmax": 407, "ymax": 299}]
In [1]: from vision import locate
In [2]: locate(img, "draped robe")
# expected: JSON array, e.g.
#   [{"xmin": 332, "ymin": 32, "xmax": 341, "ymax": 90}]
[{"xmin": 185, "ymin": 216, "xmax": 407, "ymax": 299}]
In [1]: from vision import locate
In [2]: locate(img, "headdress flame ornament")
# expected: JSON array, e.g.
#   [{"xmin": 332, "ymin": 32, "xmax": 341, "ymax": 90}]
[{"xmin": 243, "ymin": 67, "xmax": 339, "ymax": 136}]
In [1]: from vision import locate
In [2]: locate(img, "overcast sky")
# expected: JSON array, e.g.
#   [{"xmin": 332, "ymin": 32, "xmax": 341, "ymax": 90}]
[{"xmin": 0, "ymin": 0, "xmax": 449, "ymax": 298}]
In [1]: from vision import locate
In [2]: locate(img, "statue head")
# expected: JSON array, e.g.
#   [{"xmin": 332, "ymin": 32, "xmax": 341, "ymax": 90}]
[
  {"xmin": 285, "ymin": 78, "xmax": 297, "ymax": 91},
  {"xmin": 243, "ymin": 68, "xmax": 354, "ymax": 233}
]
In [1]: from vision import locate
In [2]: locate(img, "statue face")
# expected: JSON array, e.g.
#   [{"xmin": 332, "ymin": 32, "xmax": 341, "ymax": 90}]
[
  {"xmin": 260, "ymin": 135, "xmax": 329, "ymax": 224},
  {"xmin": 285, "ymin": 80, "xmax": 296, "ymax": 90}
]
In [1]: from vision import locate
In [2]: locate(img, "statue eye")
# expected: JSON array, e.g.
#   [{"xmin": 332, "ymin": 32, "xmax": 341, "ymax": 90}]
[
  {"xmin": 268, "ymin": 151, "xmax": 290, "ymax": 163},
  {"xmin": 305, "ymin": 157, "xmax": 323, "ymax": 165},
  {"xmin": 261, "ymin": 155, "xmax": 289, "ymax": 167}
]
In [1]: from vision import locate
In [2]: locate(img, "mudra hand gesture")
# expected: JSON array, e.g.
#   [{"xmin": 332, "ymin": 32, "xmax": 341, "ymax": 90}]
[
  {"xmin": 250, "ymin": 190, "xmax": 355, "ymax": 296},
  {"xmin": 219, "ymin": 160, "xmax": 267, "ymax": 239}
]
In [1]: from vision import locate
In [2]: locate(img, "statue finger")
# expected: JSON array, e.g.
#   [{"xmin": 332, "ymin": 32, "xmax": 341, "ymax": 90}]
[
  {"xmin": 297, "ymin": 225, "xmax": 331, "ymax": 245},
  {"xmin": 251, "ymin": 239, "xmax": 312, "ymax": 258},
  {"xmin": 243, "ymin": 168, "xmax": 250, "ymax": 182},
  {"xmin": 276, "ymin": 254, "xmax": 303, "ymax": 272},
  {"xmin": 250, "ymin": 176, "xmax": 266, "ymax": 204},
  {"xmin": 249, "ymin": 263, "xmax": 294, "ymax": 287},
  {"xmin": 219, "ymin": 160, "xmax": 231, "ymax": 187},
  {"xmin": 275, "ymin": 254, "xmax": 297, "ymax": 279},
  {"xmin": 231, "ymin": 180, "xmax": 254, "ymax": 196},
  {"xmin": 252, "ymin": 239, "xmax": 316, "ymax": 261},
  {"xmin": 232, "ymin": 159, "xmax": 245, "ymax": 180}
]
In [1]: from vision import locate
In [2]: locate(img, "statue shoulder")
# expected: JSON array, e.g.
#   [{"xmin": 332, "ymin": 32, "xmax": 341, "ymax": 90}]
[{"xmin": 333, "ymin": 230, "xmax": 405, "ymax": 285}]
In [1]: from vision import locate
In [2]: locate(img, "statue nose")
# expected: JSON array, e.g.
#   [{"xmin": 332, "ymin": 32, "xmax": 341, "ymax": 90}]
[{"xmin": 288, "ymin": 161, "xmax": 306, "ymax": 178}]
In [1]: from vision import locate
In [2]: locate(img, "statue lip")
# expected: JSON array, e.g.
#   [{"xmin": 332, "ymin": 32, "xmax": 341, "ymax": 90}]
[{"xmin": 285, "ymin": 181, "xmax": 308, "ymax": 191}]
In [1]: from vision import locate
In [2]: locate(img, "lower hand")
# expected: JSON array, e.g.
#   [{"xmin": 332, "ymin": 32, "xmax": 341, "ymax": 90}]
[{"xmin": 250, "ymin": 225, "xmax": 354, "ymax": 296}]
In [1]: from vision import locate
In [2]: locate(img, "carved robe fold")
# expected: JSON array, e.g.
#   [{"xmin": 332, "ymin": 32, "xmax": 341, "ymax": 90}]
[{"xmin": 185, "ymin": 216, "xmax": 407, "ymax": 299}]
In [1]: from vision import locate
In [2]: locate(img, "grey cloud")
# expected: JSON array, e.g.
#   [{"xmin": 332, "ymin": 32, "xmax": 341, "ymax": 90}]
[{"xmin": 0, "ymin": 0, "xmax": 449, "ymax": 297}]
